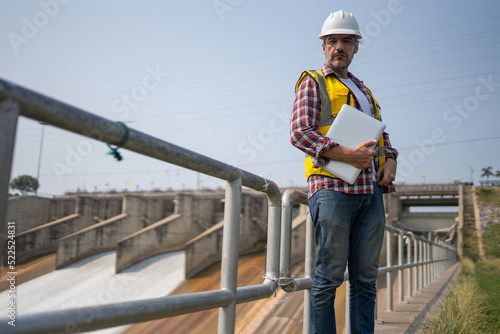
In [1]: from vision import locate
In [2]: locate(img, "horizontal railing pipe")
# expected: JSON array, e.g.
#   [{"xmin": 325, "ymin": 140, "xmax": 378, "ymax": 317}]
[
  {"xmin": 377, "ymin": 257, "xmax": 456, "ymax": 274},
  {"xmin": 0, "ymin": 289, "xmax": 234, "ymax": 334},
  {"xmin": 235, "ymin": 282, "xmax": 277, "ymax": 304},
  {"xmin": 293, "ymin": 277, "xmax": 314, "ymax": 290},
  {"xmin": 0, "ymin": 79, "xmax": 279, "ymax": 196}
]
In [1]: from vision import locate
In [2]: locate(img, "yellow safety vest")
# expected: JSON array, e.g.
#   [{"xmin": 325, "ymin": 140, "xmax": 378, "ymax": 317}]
[{"xmin": 295, "ymin": 70, "xmax": 386, "ymax": 180}]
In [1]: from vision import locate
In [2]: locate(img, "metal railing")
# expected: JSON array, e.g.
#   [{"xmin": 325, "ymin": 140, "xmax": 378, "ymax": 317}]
[
  {"xmin": 0, "ymin": 78, "xmax": 457, "ymax": 334},
  {"xmin": 0, "ymin": 78, "xmax": 283, "ymax": 334},
  {"xmin": 379, "ymin": 226, "xmax": 457, "ymax": 314}
]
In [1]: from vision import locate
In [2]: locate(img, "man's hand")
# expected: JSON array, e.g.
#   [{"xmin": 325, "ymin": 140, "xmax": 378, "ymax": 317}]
[
  {"xmin": 376, "ymin": 158, "xmax": 397, "ymax": 186},
  {"xmin": 348, "ymin": 140, "xmax": 378, "ymax": 169},
  {"xmin": 322, "ymin": 140, "xmax": 377, "ymax": 169}
]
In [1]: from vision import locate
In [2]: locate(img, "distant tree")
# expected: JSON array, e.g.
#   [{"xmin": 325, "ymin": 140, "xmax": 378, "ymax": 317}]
[
  {"xmin": 481, "ymin": 166, "xmax": 494, "ymax": 180},
  {"xmin": 496, "ymin": 170, "xmax": 500, "ymax": 178},
  {"xmin": 9, "ymin": 174, "xmax": 39, "ymax": 195}
]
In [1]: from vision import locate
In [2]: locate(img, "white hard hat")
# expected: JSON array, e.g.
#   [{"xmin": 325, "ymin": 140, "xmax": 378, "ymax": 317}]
[{"xmin": 318, "ymin": 10, "xmax": 362, "ymax": 40}]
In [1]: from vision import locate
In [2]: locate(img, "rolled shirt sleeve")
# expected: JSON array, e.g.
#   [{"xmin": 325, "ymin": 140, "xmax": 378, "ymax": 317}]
[{"xmin": 290, "ymin": 75, "xmax": 338, "ymax": 167}]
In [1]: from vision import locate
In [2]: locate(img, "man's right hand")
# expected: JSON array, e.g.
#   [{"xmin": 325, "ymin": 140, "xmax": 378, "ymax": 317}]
[
  {"xmin": 348, "ymin": 140, "xmax": 377, "ymax": 169},
  {"xmin": 322, "ymin": 140, "xmax": 377, "ymax": 169}
]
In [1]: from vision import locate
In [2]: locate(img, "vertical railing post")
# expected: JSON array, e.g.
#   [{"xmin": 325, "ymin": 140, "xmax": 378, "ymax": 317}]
[
  {"xmin": 425, "ymin": 237, "xmax": 430, "ymax": 285},
  {"xmin": 0, "ymin": 99, "xmax": 20, "ymax": 265},
  {"xmin": 218, "ymin": 178, "xmax": 242, "ymax": 334},
  {"xmin": 407, "ymin": 234, "xmax": 412, "ymax": 298},
  {"xmin": 303, "ymin": 211, "xmax": 315, "ymax": 334},
  {"xmin": 419, "ymin": 239, "xmax": 424, "ymax": 290},
  {"xmin": 435, "ymin": 237, "xmax": 439, "ymax": 278},
  {"xmin": 443, "ymin": 243, "xmax": 447, "ymax": 273},
  {"xmin": 429, "ymin": 233, "xmax": 434, "ymax": 282},
  {"xmin": 437, "ymin": 240, "xmax": 441, "ymax": 276},
  {"xmin": 265, "ymin": 197, "xmax": 282, "ymax": 287},
  {"xmin": 279, "ymin": 194, "xmax": 293, "ymax": 285},
  {"xmin": 414, "ymin": 237, "xmax": 419, "ymax": 294},
  {"xmin": 423, "ymin": 239, "xmax": 427, "ymax": 286},
  {"xmin": 386, "ymin": 230, "xmax": 393, "ymax": 311},
  {"xmin": 429, "ymin": 233, "xmax": 435, "ymax": 283},
  {"xmin": 398, "ymin": 232, "xmax": 404, "ymax": 304},
  {"xmin": 430, "ymin": 236, "xmax": 434, "ymax": 281}
]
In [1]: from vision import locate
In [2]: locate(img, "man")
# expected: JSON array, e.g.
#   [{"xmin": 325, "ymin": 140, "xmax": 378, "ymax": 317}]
[{"xmin": 290, "ymin": 10, "xmax": 398, "ymax": 334}]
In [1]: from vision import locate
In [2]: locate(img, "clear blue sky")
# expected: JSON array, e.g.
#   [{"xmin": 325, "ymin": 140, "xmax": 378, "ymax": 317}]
[{"xmin": 1, "ymin": 0, "xmax": 500, "ymax": 195}]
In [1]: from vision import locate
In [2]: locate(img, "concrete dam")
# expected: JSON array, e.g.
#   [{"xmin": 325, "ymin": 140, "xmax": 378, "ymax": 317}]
[{"xmin": 6, "ymin": 189, "xmax": 305, "ymax": 278}]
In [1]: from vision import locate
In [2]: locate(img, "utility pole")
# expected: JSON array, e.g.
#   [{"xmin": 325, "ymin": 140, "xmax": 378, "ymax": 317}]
[{"xmin": 35, "ymin": 122, "xmax": 47, "ymax": 195}]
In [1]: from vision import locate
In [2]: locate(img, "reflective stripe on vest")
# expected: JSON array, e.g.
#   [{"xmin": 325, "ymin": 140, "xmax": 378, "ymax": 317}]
[{"xmin": 296, "ymin": 70, "xmax": 386, "ymax": 180}]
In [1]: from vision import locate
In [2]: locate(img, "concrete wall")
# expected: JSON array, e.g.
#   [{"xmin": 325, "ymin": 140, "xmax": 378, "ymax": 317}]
[
  {"xmin": 290, "ymin": 207, "xmax": 308, "ymax": 265},
  {"xmin": 13, "ymin": 197, "xmax": 97, "ymax": 262},
  {"xmin": 116, "ymin": 214, "xmax": 184, "ymax": 272},
  {"xmin": 115, "ymin": 193, "xmax": 224, "ymax": 272},
  {"xmin": 7, "ymin": 196, "xmax": 55, "ymax": 233},
  {"xmin": 399, "ymin": 212, "xmax": 458, "ymax": 231},
  {"xmin": 51, "ymin": 198, "xmax": 77, "ymax": 221},
  {"xmin": 90, "ymin": 197, "xmax": 124, "ymax": 221},
  {"xmin": 55, "ymin": 195, "xmax": 145, "ymax": 268},
  {"xmin": 6, "ymin": 194, "xmax": 121, "ymax": 234},
  {"xmin": 184, "ymin": 192, "xmax": 268, "ymax": 278},
  {"xmin": 184, "ymin": 221, "xmax": 224, "ymax": 279},
  {"xmin": 238, "ymin": 193, "xmax": 268, "ymax": 254}
]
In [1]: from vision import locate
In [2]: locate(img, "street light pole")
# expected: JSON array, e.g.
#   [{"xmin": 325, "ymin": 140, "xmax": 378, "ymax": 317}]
[{"xmin": 35, "ymin": 122, "xmax": 47, "ymax": 195}]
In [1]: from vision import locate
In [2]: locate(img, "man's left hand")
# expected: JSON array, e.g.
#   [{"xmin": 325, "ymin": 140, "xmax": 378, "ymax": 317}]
[{"xmin": 376, "ymin": 158, "xmax": 397, "ymax": 186}]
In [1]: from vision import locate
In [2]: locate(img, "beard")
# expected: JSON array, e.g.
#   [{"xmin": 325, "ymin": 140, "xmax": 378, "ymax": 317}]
[{"xmin": 327, "ymin": 54, "xmax": 352, "ymax": 71}]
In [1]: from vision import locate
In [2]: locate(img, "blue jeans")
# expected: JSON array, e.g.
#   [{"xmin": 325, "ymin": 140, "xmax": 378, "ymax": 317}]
[{"xmin": 309, "ymin": 184, "xmax": 386, "ymax": 334}]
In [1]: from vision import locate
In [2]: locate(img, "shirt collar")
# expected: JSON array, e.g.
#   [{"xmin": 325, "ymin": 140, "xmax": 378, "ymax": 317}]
[{"xmin": 321, "ymin": 63, "xmax": 362, "ymax": 85}]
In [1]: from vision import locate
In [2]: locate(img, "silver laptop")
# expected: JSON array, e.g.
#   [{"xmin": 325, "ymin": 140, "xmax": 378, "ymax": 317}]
[{"xmin": 312, "ymin": 104, "xmax": 386, "ymax": 184}]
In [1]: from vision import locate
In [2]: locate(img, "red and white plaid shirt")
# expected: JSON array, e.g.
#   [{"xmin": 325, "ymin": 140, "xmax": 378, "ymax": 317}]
[{"xmin": 290, "ymin": 64, "xmax": 398, "ymax": 198}]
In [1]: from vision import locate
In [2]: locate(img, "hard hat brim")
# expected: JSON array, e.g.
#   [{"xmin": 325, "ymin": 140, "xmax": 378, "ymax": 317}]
[{"xmin": 318, "ymin": 29, "xmax": 362, "ymax": 40}]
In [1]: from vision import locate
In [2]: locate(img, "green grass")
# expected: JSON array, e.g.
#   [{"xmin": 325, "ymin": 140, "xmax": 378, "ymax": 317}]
[
  {"xmin": 476, "ymin": 186, "xmax": 500, "ymax": 333},
  {"xmin": 475, "ymin": 258, "xmax": 500, "ymax": 333},
  {"xmin": 426, "ymin": 258, "xmax": 500, "ymax": 333},
  {"xmin": 482, "ymin": 223, "xmax": 500, "ymax": 258},
  {"xmin": 426, "ymin": 186, "xmax": 500, "ymax": 333},
  {"xmin": 476, "ymin": 186, "xmax": 500, "ymax": 206},
  {"xmin": 427, "ymin": 259, "xmax": 486, "ymax": 333}
]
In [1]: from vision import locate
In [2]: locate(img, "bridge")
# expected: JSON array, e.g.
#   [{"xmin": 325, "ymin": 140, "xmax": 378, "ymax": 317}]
[
  {"xmin": 385, "ymin": 184, "xmax": 462, "ymax": 244},
  {"xmin": 0, "ymin": 77, "xmax": 479, "ymax": 333}
]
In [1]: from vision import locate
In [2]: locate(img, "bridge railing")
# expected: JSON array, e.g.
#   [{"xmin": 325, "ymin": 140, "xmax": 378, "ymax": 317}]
[{"xmin": 0, "ymin": 77, "xmax": 457, "ymax": 334}]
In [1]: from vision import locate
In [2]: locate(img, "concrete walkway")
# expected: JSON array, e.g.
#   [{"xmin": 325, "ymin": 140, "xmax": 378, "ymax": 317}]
[{"xmin": 374, "ymin": 263, "xmax": 460, "ymax": 334}]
